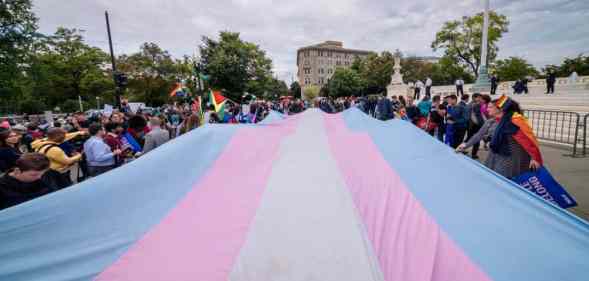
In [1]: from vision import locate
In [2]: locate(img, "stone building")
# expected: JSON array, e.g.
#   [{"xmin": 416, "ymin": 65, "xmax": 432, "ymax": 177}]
[{"xmin": 296, "ymin": 41, "xmax": 372, "ymax": 89}]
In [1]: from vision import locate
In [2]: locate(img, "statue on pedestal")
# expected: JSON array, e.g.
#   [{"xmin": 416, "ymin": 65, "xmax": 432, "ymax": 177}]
[{"xmin": 386, "ymin": 50, "xmax": 408, "ymax": 97}]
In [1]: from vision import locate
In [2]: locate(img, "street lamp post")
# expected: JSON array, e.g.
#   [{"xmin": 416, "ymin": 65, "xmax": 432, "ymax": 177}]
[{"xmin": 473, "ymin": 0, "xmax": 492, "ymax": 93}]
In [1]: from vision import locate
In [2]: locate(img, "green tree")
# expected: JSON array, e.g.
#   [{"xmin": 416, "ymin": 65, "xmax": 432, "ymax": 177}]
[
  {"xmin": 0, "ymin": 0, "xmax": 39, "ymax": 108},
  {"xmin": 244, "ymin": 76, "xmax": 288, "ymax": 100},
  {"xmin": 432, "ymin": 11, "xmax": 509, "ymax": 76},
  {"xmin": 199, "ymin": 31, "xmax": 273, "ymax": 101},
  {"xmin": 303, "ymin": 85, "xmax": 320, "ymax": 101},
  {"xmin": 34, "ymin": 28, "xmax": 109, "ymax": 106},
  {"xmin": 353, "ymin": 52, "xmax": 394, "ymax": 95},
  {"xmin": 290, "ymin": 81, "xmax": 301, "ymax": 99},
  {"xmin": 493, "ymin": 57, "xmax": 539, "ymax": 81},
  {"xmin": 401, "ymin": 57, "xmax": 433, "ymax": 83},
  {"xmin": 430, "ymin": 56, "xmax": 475, "ymax": 85},
  {"xmin": 327, "ymin": 68, "xmax": 365, "ymax": 98},
  {"xmin": 542, "ymin": 55, "xmax": 589, "ymax": 77},
  {"xmin": 118, "ymin": 42, "xmax": 177, "ymax": 106},
  {"xmin": 272, "ymin": 78, "xmax": 289, "ymax": 98}
]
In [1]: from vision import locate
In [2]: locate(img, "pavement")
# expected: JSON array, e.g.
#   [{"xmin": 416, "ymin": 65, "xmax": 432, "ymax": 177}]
[{"xmin": 475, "ymin": 145, "xmax": 589, "ymax": 222}]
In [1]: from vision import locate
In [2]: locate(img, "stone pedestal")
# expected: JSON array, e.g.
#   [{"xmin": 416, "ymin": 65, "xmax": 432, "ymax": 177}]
[
  {"xmin": 386, "ymin": 51, "xmax": 408, "ymax": 97},
  {"xmin": 472, "ymin": 65, "xmax": 492, "ymax": 93}
]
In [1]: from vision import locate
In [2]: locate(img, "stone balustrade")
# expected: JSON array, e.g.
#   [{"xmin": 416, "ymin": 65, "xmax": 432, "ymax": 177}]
[{"xmin": 428, "ymin": 76, "xmax": 589, "ymax": 97}]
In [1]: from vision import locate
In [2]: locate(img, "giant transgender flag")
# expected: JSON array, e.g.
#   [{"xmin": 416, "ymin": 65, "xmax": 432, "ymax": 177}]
[{"xmin": 0, "ymin": 108, "xmax": 588, "ymax": 281}]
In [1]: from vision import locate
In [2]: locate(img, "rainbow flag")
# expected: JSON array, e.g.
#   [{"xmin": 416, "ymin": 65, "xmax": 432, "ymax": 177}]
[
  {"xmin": 169, "ymin": 83, "xmax": 190, "ymax": 97},
  {"xmin": 0, "ymin": 109, "xmax": 587, "ymax": 281}
]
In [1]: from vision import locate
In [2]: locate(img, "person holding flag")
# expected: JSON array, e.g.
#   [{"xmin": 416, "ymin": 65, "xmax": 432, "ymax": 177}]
[{"xmin": 484, "ymin": 95, "xmax": 543, "ymax": 179}]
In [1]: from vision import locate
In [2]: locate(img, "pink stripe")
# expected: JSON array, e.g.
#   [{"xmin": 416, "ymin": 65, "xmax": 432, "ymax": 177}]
[
  {"xmin": 324, "ymin": 115, "xmax": 492, "ymax": 281},
  {"xmin": 96, "ymin": 118, "xmax": 299, "ymax": 281}
]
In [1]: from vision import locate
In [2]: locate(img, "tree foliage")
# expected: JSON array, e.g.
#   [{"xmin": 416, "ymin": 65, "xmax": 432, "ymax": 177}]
[
  {"xmin": 0, "ymin": 0, "xmax": 39, "ymax": 111},
  {"xmin": 327, "ymin": 68, "xmax": 365, "ymax": 98},
  {"xmin": 542, "ymin": 55, "xmax": 589, "ymax": 77},
  {"xmin": 493, "ymin": 56, "xmax": 539, "ymax": 81},
  {"xmin": 303, "ymin": 85, "xmax": 320, "ymax": 101},
  {"xmin": 290, "ymin": 81, "xmax": 301, "ymax": 99},
  {"xmin": 199, "ymin": 31, "xmax": 273, "ymax": 101},
  {"xmin": 430, "ymin": 56, "xmax": 475, "ymax": 85},
  {"xmin": 352, "ymin": 52, "xmax": 394, "ymax": 95},
  {"xmin": 262, "ymin": 78, "xmax": 288, "ymax": 100},
  {"xmin": 0, "ymin": 0, "xmax": 38, "ymax": 91},
  {"xmin": 0, "ymin": 5, "xmax": 291, "ymax": 113},
  {"xmin": 401, "ymin": 57, "xmax": 433, "ymax": 84},
  {"xmin": 38, "ymin": 28, "xmax": 110, "ymax": 104},
  {"xmin": 431, "ymin": 11, "xmax": 509, "ymax": 76},
  {"xmin": 118, "ymin": 42, "xmax": 177, "ymax": 106}
]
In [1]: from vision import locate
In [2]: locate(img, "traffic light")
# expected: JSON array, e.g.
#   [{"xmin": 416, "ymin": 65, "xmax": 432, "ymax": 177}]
[{"xmin": 114, "ymin": 72, "xmax": 128, "ymax": 88}]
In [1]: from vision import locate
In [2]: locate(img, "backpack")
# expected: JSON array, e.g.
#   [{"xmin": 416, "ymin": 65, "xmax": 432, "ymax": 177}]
[{"xmin": 36, "ymin": 143, "xmax": 60, "ymax": 156}]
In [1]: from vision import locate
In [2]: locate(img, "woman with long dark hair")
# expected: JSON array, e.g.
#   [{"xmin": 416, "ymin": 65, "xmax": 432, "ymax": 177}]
[{"xmin": 0, "ymin": 130, "xmax": 23, "ymax": 173}]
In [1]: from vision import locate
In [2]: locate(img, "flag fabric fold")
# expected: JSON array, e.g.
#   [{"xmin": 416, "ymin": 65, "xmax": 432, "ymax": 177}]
[{"xmin": 0, "ymin": 108, "xmax": 587, "ymax": 281}]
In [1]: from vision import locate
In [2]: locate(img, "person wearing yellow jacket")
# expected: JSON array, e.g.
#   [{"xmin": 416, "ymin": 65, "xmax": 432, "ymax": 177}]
[{"xmin": 32, "ymin": 128, "xmax": 86, "ymax": 189}]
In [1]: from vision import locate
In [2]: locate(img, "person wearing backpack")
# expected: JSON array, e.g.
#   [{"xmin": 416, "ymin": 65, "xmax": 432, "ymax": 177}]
[{"xmin": 31, "ymin": 128, "xmax": 85, "ymax": 190}]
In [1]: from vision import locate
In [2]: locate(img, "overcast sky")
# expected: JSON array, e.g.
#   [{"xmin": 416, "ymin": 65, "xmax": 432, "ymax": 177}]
[{"xmin": 33, "ymin": 0, "xmax": 589, "ymax": 83}]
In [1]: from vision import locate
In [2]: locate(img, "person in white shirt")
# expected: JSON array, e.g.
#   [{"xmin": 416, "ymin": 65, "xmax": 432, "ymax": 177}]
[
  {"xmin": 425, "ymin": 77, "xmax": 433, "ymax": 98},
  {"xmin": 455, "ymin": 79, "xmax": 464, "ymax": 97},
  {"xmin": 414, "ymin": 80, "xmax": 424, "ymax": 100}
]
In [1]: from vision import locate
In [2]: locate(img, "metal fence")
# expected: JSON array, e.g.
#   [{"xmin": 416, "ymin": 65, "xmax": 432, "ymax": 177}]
[
  {"xmin": 523, "ymin": 109, "xmax": 585, "ymax": 157},
  {"xmin": 583, "ymin": 113, "xmax": 588, "ymax": 157}
]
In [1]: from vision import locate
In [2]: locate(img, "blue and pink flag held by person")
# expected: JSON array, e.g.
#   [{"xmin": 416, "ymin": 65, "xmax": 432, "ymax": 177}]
[{"xmin": 0, "ymin": 108, "xmax": 587, "ymax": 281}]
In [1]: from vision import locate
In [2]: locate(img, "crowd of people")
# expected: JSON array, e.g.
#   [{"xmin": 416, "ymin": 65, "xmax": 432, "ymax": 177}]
[
  {"xmin": 0, "ymin": 98, "xmax": 296, "ymax": 210},
  {"xmin": 355, "ymin": 92, "xmax": 543, "ymax": 180},
  {"xmin": 0, "ymin": 91, "xmax": 543, "ymax": 211}
]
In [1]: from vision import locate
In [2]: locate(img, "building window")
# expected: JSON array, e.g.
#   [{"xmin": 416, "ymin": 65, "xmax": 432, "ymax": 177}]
[
  {"xmin": 336, "ymin": 61, "xmax": 341, "ymax": 66},
  {"xmin": 328, "ymin": 51, "xmax": 333, "ymax": 57},
  {"xmin": 319, "ymin": 77, "xmax": 325, "ymax": 85},
  {"xmin": 303, "ymin": 51, "xmax": 309, "ymax": 57},
  {"xmin": 305, "ymin": 77, "xmax": 311, "ymax": 85},
  {"xmin": 318, "ymin": 68, "xmax": 325, "ymax": 74},
  {"xmin": 327, "ymin": 68, "xmax": 333, "ymax": 74},
  {"xmin": 303, "ymin": 68, "xmax": 311, "ymax": 74},
  {"xmin": 344, "ymin": 61, "xmax": 350, "ymax": 66}
]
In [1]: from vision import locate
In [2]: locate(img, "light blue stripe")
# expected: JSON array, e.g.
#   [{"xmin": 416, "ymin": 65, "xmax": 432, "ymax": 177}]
[
  {"xmin": 0, "ymin": 125, "xmax": 238, "ymax": 281},
  {"xmin": 341, "ymin": 108, "xmax": 589, "ymax": 281}
]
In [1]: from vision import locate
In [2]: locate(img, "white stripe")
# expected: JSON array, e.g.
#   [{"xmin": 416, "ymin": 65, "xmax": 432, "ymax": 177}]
[{"xmin": 229, "ymin": 110, "xmax": 384, "ymax": 281}]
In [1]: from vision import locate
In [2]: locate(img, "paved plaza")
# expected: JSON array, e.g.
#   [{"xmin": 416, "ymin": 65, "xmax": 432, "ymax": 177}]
[{"xmin": 478, "ymin": 144, "xmax": 589, "ymax": 221}]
